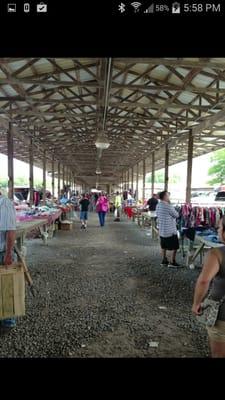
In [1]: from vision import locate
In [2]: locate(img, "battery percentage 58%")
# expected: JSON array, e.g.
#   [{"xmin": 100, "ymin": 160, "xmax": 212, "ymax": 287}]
[{"xmin": 155, "ymin": 4, "xmax": 170, "ymax": 12}]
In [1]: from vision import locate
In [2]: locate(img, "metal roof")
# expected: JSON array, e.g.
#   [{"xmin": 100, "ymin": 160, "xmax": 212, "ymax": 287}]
[{"xmin": 0, "ymin": 57, "xmax": 225, "ymax": 186}]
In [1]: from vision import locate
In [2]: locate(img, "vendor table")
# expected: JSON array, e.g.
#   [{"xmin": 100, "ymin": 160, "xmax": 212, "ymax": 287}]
[
  {"xmin": 140, "ymin": 212, "xmax": 159, "ymax": 240},
  {"xmin": 16, "ymin": 210, "xmax": 62, "ymax": 249},
  {"xmin": 186, "ymin": 235, "xmax": 224, "ymax": 269},
  {"xmin": 16, "ymin": 219, "xmax": 48, "ymax": 251}
]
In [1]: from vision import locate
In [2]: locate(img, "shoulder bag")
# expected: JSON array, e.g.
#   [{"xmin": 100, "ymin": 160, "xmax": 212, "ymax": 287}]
[{"xmin": 197, "ymin": 293, "xmax": 225, "ymax": 327}]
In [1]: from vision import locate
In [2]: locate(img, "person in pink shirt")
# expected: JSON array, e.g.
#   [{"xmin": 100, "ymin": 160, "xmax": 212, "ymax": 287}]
[{"xmin": 96, "ymin": 192, "xmax": 109, "ymax": 227}]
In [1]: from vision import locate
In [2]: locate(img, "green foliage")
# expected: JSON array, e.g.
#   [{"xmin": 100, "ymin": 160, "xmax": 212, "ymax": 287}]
[
  {"xmin": 0, "ymin": 177, "xmax": 48, "ymax": 189},
  {"xmin": 147, "ymin": 171, "xmax": 181, "ymax": 184},
  {"xmin": 208, "ymin": 148, "xmax": 225, "ymax": 185}
]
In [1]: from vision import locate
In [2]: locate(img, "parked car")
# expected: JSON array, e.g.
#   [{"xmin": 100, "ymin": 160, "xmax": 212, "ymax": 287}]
[{"xmin": 215, "ymin": 191, "xmax": 225, "ymax": 201}]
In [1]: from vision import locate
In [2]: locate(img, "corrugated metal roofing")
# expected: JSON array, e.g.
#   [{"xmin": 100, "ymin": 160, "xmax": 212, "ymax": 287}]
[{"xmin": 1, "ymin": 58, "xmax": 225, "ymax": 181}]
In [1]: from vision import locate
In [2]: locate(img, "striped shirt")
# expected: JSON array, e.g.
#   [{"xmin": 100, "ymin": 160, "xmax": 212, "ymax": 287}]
[
  {"xmin": 156, "ymin": 201, "xmax": 179, "ymax": 238},
  {"xmin": 0, "ymin": 195, "xmax": 16, "ymax": 252}
]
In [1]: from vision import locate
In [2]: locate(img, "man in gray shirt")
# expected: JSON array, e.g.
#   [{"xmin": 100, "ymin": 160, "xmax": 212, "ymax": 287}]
[
  {"xmin": 156, "ymin": 190, "xmax": 180, "ymax": 268},
  {"xmin": 0, "ymin": 188, "xmax": 17, "ymax": 328}
]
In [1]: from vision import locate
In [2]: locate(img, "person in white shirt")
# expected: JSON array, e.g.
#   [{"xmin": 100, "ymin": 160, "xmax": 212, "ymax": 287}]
[
  {"xmin": 114, "ymin": 191, "xmax": 122, "ymax": 221},
  {"xmin": 156, "ymin": 190, "xmax": 180, "ymax": 268},
  {"xmin": 0, "ymin": 188, "xmax": 17, "ymax": 328}
]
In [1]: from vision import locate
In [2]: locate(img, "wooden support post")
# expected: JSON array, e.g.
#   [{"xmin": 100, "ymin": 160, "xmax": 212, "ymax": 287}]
[
  {"xmin": 131, "ymin": 167, "xmax": 134, "ymax": 195},
  {"xmin": 29, "ymin": 138, "xmax": 34, "ymax": 206},
  {"xmin": 66, "ymin": 168, "xmax": 68, "ymax": 190},
  {"xmin": 164, "ymin": 144, "xmax": 169, "ymax": 191},
  {"xmin": 186, "ymin": 130, "xmax": 193, "ymax": 203},
  {"xmin": 62, "ymin": 165, "xmax": 65, "ymax": 191},
  {"xmin": 136, "ymin": 163, "xmax": 139, "ymax": 202},
  {"xmin": 57, "ymin": 162, "xmax": 60, "ymax": 201},
  {"xmin": 51, "ymin": 154, "xmax": 55, "ymax": 200},
  {"xmin": 43, "ymin": 150, "xmax": 46, "ymax": 205},
  {"xmin": 7, "ymin": 122, "xmax": 14, "ymax": 200},
  {"xmin": 127, "ymin": 169, "xmax": 130, "ymax": 191},
  {"xmin": 152, "ymin": 152, "xmax": 155, "ymax": 196},
  {"xmin": 142, "ymin": 159, "xmax": 146, "ymax": 203}
]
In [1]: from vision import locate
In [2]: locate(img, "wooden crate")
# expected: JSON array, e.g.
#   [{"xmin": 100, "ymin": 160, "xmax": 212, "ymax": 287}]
[
  {"xmin": 60, "ymin": 220, "xmax": 73, "ymax": 231},
  {"xmin": 0, "ymin": 263, "xmax": 25, "ymax": 320}
]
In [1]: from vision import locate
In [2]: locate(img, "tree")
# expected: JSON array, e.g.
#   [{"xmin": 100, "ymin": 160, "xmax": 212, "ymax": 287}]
[
  {"xmin": 208, "ymin": 148, "xmax": 225, "ymax": 185},
  {"xmin": 147, "ymin": 171, "xmax": 181, "ymax": 184},
  {"xmin": 147, "ymin": 171, "xmax": 164, "ymax": 184}
]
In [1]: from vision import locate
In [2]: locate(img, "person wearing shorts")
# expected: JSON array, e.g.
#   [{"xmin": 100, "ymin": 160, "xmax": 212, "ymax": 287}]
[
  {"xmin": 156, "ymin": 190, "xmax": 180, "ymax": 268},
  {"xmin": 79, "ymin": 194, "xmax": 90, "ymax": 229},
  {"xmin": 192, "ymin": 216, "xmax": 225, "ymax": 358}
]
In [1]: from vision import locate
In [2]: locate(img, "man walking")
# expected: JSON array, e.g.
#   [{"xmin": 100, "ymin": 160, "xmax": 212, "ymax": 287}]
[
  {"xmin": 0, "ymin": 188, "xmax": 17, "ymax": 328},
  {"xmin": 156, "ymin": 190, "xmax": 180, "ymax": 268},
  {"xmin": 79, "ymin": 193, "xmax": 90, "ymax": 229}
]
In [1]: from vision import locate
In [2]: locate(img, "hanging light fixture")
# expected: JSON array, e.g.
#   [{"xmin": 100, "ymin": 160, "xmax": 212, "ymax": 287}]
[
  {"xmin": 95, "ymin": 131, "xmax": 110, "ymax": 150},
  {"xmin": 96, "ymin": 168, "xmax": 102, "ymax": 175}
]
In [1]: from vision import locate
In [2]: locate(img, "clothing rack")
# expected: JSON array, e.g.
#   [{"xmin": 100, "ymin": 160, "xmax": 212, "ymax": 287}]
[{"xmin": 175, "ymin": 202, "xmax": 225, "ymax": 207}]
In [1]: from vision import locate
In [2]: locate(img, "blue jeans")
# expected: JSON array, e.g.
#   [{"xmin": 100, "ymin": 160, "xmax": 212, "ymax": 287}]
[
  {"xmin": 0, "ymin": 252, "xmax": 16, "ymax": 327},
  {"xmin": 98, "ymin": 212, "xmax": 106, "ymax": 226}
]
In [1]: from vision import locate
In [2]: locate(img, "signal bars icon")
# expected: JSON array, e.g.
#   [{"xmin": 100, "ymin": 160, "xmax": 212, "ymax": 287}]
[
  {"xmin": 131, "ymin": 2, "xmax": 142, "ymax": 12},
  {"xmin": 144, "ymin": 3, "xmax": 154, "ymax": 13}
]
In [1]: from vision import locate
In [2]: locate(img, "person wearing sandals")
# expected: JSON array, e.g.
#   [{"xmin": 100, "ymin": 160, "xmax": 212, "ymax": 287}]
[{"xmin": 192, "ymin": 216, "xmax": 225, "ymax": 357}]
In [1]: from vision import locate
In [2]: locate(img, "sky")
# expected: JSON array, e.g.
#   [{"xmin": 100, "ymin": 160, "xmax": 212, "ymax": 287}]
[
  {"xmin": 0, "ymin": 150, "xmax": 213, "ymax": 189},
  {"xmin": 169, "ymin": 152, "xmax": 212, "ymax": 187}
]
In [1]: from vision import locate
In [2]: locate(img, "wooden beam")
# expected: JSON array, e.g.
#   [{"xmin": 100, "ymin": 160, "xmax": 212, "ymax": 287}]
[
  {"xmin": 57, "ymin": 162, "xmax": 60, "ymax": 201},
  {"xmin": 114, "ymin": 58, "xmax": 225, "ymax": 70},
  {"xmin": 127, "ymin": 169, "xmax": 130, "ymax": 191},
  {"xmin": 43, "ymin": 150, "xmax": 46, "ymax": 205},
  {"xmin": 52, "ymin": 153, "xmax": 55, "ymax": 199},
  {"xmin": 29, "ymin": 138, "xmax": 34, "ymax": 206},
  {"xmin": 186, "ymin": 130, "xmax": 194, "ymax": 203},
  {"xmin": 7, "ymin": 122, "xmax": 14, "ymax": 200},
  {"xmin": 164, "ymin": 144, "xmax": 169, "ymax": 191},
  {"xmin": 131, "ymin": 167, "xmax": 134, "ymax": 194},
  {"xmin": 62, "ymin": 165, "xmax": 65, "ymax": 190},
  {"xmin": 142, "ymin": 159, "xmax": 146, "ymax": 203},
  {"xmin": 0, "ymin": 96, "xmax": 218, "ymax": 111},
  {"xmin": 151, "ymin": 152, "xmax": 155, "ymax": 196},
  {"xmin": 136, "ymin": 163, "xmax": 139, "ymax": 201},
  {"xmin": 1, "ymin": 73, "xmax": 225, "ymax": 93}
]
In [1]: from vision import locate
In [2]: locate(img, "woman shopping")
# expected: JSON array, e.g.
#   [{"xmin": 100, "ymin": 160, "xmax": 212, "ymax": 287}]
[
  {"xmin": 192, "ymin": 215, "xmax": 225, "ymax": 357},
  {"xmin": 96, "ymin": 192, "xmax": 109, "ymax": 227}
]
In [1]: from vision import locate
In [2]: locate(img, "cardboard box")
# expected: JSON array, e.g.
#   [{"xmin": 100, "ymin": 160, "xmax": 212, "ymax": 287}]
[
  {"xmin": 0, "ymin": 263, "xmax": 25, "ymax": 320},
  {"xmin": 60, "ymin": 220, "xmax": 73, "ymax": 231}
]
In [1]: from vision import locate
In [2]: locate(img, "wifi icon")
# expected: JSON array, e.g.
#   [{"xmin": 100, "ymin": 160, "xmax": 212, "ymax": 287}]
[{"xmin": 131, "ymin": 2, "xmax": 142, "ymax": 12}]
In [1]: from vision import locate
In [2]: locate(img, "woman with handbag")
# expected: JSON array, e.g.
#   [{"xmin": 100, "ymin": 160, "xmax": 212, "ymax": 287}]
[
  {"xmin": 192, "ymin": 216, "xmax": 225, "ymax": 357},
  {"xmin": 96, "ymin": 192, "xmax": 109, "ymax": 227}
]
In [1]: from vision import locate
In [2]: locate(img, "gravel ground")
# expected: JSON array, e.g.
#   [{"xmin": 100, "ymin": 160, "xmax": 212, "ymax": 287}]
[{"xmin": 0, "ymin": 212, "xmax": 209, "ymax": 357}]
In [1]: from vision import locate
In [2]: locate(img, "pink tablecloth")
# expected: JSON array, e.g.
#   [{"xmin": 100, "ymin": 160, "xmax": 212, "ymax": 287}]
[{"xmin": 16, "ymin": 210, "xmax": 62, "ymax": 225}]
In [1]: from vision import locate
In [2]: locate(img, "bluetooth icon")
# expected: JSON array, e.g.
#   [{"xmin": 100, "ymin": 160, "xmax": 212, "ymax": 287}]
[{"xmin": 118, "ymin": 2, "xmax": 126, "ymax": 13}]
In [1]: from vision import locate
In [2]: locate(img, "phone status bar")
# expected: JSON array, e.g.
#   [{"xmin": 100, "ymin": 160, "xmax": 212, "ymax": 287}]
[{"xmin": 114, "ymin": 2, "xmax": 224, "ymax": 16}]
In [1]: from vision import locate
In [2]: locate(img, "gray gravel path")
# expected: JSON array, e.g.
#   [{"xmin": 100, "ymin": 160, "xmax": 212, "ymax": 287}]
[{"xmin": 0, "ymin": 212, "xmax": 209, "ymax": 357}]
